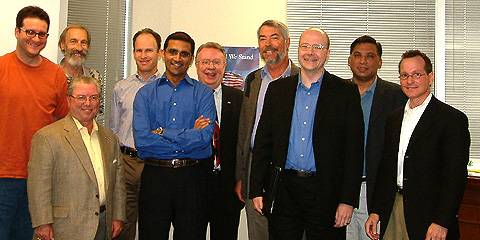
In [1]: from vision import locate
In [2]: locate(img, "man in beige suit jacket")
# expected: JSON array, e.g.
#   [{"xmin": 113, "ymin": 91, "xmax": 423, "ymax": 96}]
[{"xmin": 28, "ymin": 76, "xmax": 126, "ymax": 240}]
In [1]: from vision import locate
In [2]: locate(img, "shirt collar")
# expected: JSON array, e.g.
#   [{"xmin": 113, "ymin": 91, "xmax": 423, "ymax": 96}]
[
  {"xmin": 72, "ymin": 116, "xmax": 98, "ymax": 133},
  {"xmin": 405, "ymin": 93, "xmax": 433, "ymax": 113},
  {"xmin": 297, "ymin": 69, "xmax": 325, "ymax": 89},
  {"xmin": 213, "ymin": 83, "xmax": 222, "ymax": 94},
  {"xmin": 364, "ymin": 77, "xmax": 378, "ymax": 95},
  {"xmin": 135, "ymin": 70, "xmax": 161, "ymax": 84},
  {"xmin": 158, "ymin": 72, "xmax": 194, "ymax": 86},
  {"xmin": 261, "ymin": 59, "xmax": 293, "ymax": 80}
]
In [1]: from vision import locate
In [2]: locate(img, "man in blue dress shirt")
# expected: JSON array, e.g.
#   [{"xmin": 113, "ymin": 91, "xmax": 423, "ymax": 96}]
[
  {"xmin": 133, "ymin": 31, "xmax": 215, "ymax": 240},
  {"xmin": 250, "ymin": 28, "xmax": 364, "ymax": 239}
]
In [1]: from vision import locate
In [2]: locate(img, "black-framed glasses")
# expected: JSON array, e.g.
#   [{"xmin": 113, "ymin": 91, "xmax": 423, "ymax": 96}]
[
  {"xmin": 299, "ymin": 43, "xmax": 326, "ymax": 52},
  {"xmin": 70, "ymin": 95, "xmax": 100, "ymax": 103},
  {"xmin": 167, "ymin": 49, "xmax": 191, "ymax": 58},
  {"xmin": 398, "ymin": 73, "xmax": 426, "ymax": 80},
  {"xmin": 196, "ymin": 59, "xmax": 225, "ymax": 67},
  {"xmin": 19, "ymin": 27, "xmax": 49, "ymax": 39}
]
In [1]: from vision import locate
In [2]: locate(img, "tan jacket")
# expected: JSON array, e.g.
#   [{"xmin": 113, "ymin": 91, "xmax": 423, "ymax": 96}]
[{"xmin": 28, "ymin": 114, "xmax": 126, "ymax": 240}]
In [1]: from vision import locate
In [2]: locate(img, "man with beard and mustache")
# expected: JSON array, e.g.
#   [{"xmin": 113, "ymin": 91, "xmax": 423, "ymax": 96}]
[
  {"xmin": 59, "ymin": 24, "xmax": 105, "ymax": 122},
  {"xmin": 236, "ymin": 19, "xmax": 299, "ymax": 240}
]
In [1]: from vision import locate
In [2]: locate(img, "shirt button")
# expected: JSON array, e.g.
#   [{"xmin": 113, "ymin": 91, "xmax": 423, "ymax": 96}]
[
  {"xmin": 303, "ymin": 121, "xmax": 307, "ymax": 125},
  {"xmin": 305, "ymin": 106, "xmax": 309, "ymax": 110},
  {"xmin": 300, "ymin": 154, "xmax": 304, "ymax": 157},
  {"xmin": 173, "ymin": 102, "xmax": 177, "ymax": 106},
  {"xmin": 302, "ymin": 137, "xmax": 305, "ymax": 141},
  {"xmin": 174, "ymin": 88, "xmax": 177, "ymax": 92},
  {"xmin": 175, "ymin": 150, "xmax": 179, "ymax": 153},
  {"xmin": 173, "ymin": 118, "xmax": 176, "ymax": 121},
  {"xmin": 308, "ymin": 92, "xmax": 311, "ymax": 95}
]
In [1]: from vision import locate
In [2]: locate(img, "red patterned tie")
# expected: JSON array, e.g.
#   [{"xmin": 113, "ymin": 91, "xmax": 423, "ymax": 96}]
[{"xmin": 213, "ymin": 121, "xmax": 220, "ymax": 168}]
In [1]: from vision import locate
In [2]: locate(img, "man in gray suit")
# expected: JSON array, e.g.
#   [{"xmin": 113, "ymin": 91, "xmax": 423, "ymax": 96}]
[
  {"xmin": 236, "ymin": 19, "xmax": 299, "ymax": 239},
  {"xmin": 346, "ymin": 35, "xmax": 406, "ymax": 240},
  {"xmin": 28, "ymin": 76, "xmax": 126, "ymax": 240}
]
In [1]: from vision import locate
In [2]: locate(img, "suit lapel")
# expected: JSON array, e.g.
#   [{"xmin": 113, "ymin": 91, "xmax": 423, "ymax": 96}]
[
  {"xmin": 220, "ymin": 84, "xmax": 232, "ymax": 129},
  {"xmin": 314, "ymin": 71, "xmax": 336, "ymax": 125},
  {"xmin": 97, "ymin": 126, "xmax": 111, "ymax": 192},
  {"xmin": 369, "ymin": 78, "xmax": 388, "ymax": 127},
  {"xmin": 408, "ymin": 96, "xmax": 440, "ymax": 146},
  {"xmin": 63, "ymin": 115, "xmax": 98, "ymax": 187}
]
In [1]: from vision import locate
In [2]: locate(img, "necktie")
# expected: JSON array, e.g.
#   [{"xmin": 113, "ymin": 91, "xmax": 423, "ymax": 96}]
[{"xmin": 213, "ymin": 120, "xmax": 221, "ymax": 169}]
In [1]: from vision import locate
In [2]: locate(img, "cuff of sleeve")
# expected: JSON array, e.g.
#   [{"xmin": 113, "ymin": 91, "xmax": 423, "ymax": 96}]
[{"xmin": 162, "ymin": 128, "xmax": 180, "ymax": 141}]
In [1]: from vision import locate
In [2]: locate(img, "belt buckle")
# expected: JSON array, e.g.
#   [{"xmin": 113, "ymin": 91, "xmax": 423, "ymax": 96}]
[
  {"xmin": 297, "ymin": 170, "xmax": 307, "ymax": 178},
  {"xmin": 171, "ymin": 159, "xmax": 180, "ymax": 168}
]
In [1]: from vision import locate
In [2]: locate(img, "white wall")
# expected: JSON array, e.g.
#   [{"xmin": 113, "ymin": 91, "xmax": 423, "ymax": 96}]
[
  {"xmin": 129, "ymin": 0, "xmax": 287, "ymax": 79},
  {"xmin": 0, "ymin": 0, "xmax": 65, "ymax": 63}
]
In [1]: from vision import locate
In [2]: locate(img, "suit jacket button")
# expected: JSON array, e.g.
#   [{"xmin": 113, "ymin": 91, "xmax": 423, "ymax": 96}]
[
  {"xmin": 405, "ymin": 155, "xmax": 409, "ymax": 159},
  {"xmin": 95, "ymin": 194, "xmax": 99, "ymax": 198},
  {"xmin": 95, "ymin": 212, "xmax": 99, "ymax": 216}
]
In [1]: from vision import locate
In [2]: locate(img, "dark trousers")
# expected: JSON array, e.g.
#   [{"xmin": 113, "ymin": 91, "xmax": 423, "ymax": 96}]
[
  {"xmin": 139, "ymin": 163, "xmax": 207, "ymax": 240},
  {"xmin": 114, "ymin": 154, "xmax": 144, "ymax": 240},
  {"xmin": 267, "ymin": 172, "xmax": 345, "ymax": 240},
  {"xmin": 205, "ymin": 173, "xmax": 242, "ymax": 240}
]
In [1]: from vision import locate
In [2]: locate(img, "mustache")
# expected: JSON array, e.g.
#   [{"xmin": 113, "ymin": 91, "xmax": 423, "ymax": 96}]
[
  {"xmin": 69, "ymin": 49, "xmax": 88, "ymax": 56},
  {"xmin": 262, "ymin": 46, "xmax": 278, "ymax": 53}
]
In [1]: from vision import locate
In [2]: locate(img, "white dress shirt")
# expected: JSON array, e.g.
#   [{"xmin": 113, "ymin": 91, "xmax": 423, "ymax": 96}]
[
  {"xmin": 397, "ymin": 93, "xmax": 432, "ymax": 187},
  {"xmin": 73, "ymin": 117, "xmax": 106, "ymax": 205}
]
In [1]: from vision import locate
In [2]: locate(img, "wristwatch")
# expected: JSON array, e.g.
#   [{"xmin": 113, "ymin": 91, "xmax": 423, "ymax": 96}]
[{"xmin": 155, "ymin": 126, "xmax": 165, "ymax": 137}]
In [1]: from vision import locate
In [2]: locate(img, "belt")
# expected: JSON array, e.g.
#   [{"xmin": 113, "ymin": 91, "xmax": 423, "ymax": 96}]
[
  {"xmin": 120, "ymin": 146, "xmax": 137, "ymax": 158},
  {"xmin": 209, "ymin": 168, "xmax": 221, "ymax": 176},
  {"xmin": 144, "ymin": 158, "xmax": 199, "ymax": 168},
  {"xmin": 100, "ymin": 205, "xmax": 106, "ymax": 213},
  {"xmin": 284, "ymin": 169, "xmax": 317, "ymax": 178},
  {"xmin": 396, "ymin": 186, "xmax": 404, "ymax": 195}
]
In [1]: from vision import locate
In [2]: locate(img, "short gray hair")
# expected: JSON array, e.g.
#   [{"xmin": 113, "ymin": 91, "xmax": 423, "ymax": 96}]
[
  {"xmin": 195, "ymin": 42, "xmax": 226, "ymax": 61},
  {"xmin": 257, "ymin": 20, "xmax": 289, "ymax": 40},
  {"xmin": 67, "ymin": 76, "xmax": 102, "ymax": 98}
]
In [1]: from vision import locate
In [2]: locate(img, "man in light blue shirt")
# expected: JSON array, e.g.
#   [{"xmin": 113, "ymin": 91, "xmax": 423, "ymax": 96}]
[{"xmin": 109, "ymin": 28, "xmax": 162, "ymax": 240}]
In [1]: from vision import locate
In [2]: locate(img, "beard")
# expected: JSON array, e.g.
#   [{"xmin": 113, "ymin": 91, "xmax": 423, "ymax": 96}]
[
  {"xmin": 260, "ymin": 46, "xmax": 287, "ymax": 65},
  {"xmin": 65, "ymin": 49, "xmax": 88, "ymax": 67}
]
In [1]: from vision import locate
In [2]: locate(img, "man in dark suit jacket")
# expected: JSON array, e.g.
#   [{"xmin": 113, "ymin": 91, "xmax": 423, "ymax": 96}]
[
  {"xmin": 346, "ymin": 35, "xmax": 407, "ymax": 240},
  {"xmin": 195, "ymin": 42, "xmax": 244, "ymax": 240},
  {"xmin": 250, "ymin": 28, "xmax": 364, "ymax": 239},
  {"xmin": 366, "ymin": 50, "xmax": 470, "ymax": 240}
]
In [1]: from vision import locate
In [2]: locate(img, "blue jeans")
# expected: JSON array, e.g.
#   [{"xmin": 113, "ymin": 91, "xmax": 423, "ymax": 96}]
[{"xmin": 0, "ymin": 178, "xmax": 33, "ymax": 240}]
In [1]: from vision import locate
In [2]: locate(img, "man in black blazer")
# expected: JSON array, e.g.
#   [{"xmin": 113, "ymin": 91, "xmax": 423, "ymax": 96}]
[
  {"xmin": 250, "ymin": 28, "xmax": 364, "ymax": 239},
  {"xmin": 195, "ymin": 42, "xmax": 244, "ymax": 240},
  {"xmin": 366, "ymin": 50, "xmax": 470, "ymax": 240},
  {"xmin": 346, "ymin": 36, "xmax": 407, "ymax": 240}
]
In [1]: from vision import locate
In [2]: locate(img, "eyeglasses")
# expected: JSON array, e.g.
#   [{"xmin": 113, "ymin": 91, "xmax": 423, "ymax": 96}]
[
  {"xmin": 19, "ymin": 27, "xmax": 49, "ymax": 39},
  {"xmin": 70, "ymin": 95, "xmax": 100, "ymax": 103},
  {"xmin": 167, "ymin": 49, "xmax": 191, "ymax": 58},
  {"xmin": 196, "ymin": 59, "xmax": 225, "ymax": 67},
  {"xmin": 299, "ymin": 43, "xmax": 326, "ymax": 52},
  {"xmin": 398, "ymin": 73, "xmax": 426, "ymax": 80}
]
